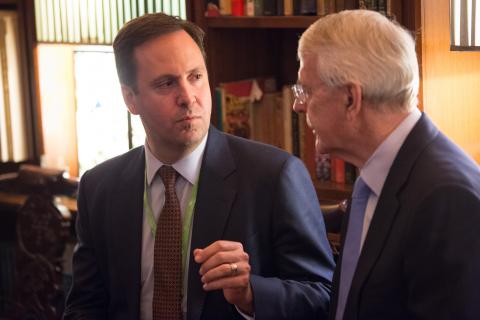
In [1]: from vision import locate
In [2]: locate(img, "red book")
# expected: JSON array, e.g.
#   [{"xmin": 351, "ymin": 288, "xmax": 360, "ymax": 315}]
[
  {"xmin": 232, "ymin": 0, "xmax": 245, "ymax": 16},
  {"xmin": 331, "ymin": 156, "xmax": 345, "ymax": 183}
]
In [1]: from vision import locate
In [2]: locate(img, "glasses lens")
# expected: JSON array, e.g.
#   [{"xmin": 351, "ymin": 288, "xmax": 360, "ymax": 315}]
[{"xmin": 291, "ymin": 84, "xmax": 306, "ymax": 103}]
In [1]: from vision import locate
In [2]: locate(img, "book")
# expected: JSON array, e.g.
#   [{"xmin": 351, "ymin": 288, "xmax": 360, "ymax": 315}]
[
  {"xmin": 317, "ymin": 0, "xmax": 335, "ymax": 16},
  {"xmin": 218, "ymin": 79, "xmax": 263, "ymax": 139},
  {"xmin": 316, "ymin": 153, "xmax": 331, "ymax": 181},
  {"xmin": 317, "ymin": 0, "xmax": 327, "ymax": 16},
  {"xmin": 300, "ymin": 0, "xmax": 317, "ymax": 15},
  {"xmin": 252, "ymin": 92, "xmax": 288, "ymax": 150},
  {"xmin": 254, "ymin": 0, "xmax": 264, "ymax": 16},
  {"xmin": 284, "ymin": 0, "xmax": 294, "ymax": 15},
  {"xmin": 330, "ymin": 156, "xmax": 345, "ymax": 184},
  {"xmin": 245, "ymin": 0, "xmax": 255, "ymax": 16},
  {"xmin": 277, "ymin": 0, "xmax": 285, "ymax": 15},
  {"xmin": 281, "ymin": 85, "xmax": 294, "ymax": 153},
  {"xmin": 231, "ymin": 0, "xmax": 244, "ymax": 16},
  {"xmin": 365, "ymin": 0, "xmax": 378, "ymax": 10},
  {"xmin": 219, "ymin": 0, "xmax": 232, "ymax": 15},
  {"xmin": 263, "ymin": 0, "xmax": 276, "ymax": 15},
  {"xmin": 377, "ymin": 0, "xmax": 386, "ymax": 15}
]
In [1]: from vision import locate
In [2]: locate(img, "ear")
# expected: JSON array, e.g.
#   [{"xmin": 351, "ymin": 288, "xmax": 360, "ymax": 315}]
[
  {"xmin": 345, "ymin": 82, "xmax": 362, "ymax": 120},
  {"xmin": 121, "ymin": 84, "xmax": 138, "ymax": 115}
]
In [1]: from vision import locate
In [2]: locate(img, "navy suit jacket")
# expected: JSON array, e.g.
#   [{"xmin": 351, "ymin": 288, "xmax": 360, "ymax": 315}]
[
  {"xmin": 330, "ymin": 114, "xmax": 480, "ymax": 320},
  {"xmin": 64, "ymin": 126, "xmax": 335, "ymax": 319}
]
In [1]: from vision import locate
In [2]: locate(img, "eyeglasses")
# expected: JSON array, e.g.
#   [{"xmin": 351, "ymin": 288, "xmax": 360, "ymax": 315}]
[{"xmin": 291, "ymin": 84, "xmax": 310, "ymax": 105}]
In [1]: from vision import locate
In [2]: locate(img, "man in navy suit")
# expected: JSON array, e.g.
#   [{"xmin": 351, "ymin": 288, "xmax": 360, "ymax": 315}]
[
  {"xmin": 293, "ymin": 10, "xmax": 480, "ymax": 320},
  {"xmin": 64, "ymin": 13, "xmax": 335, "ymax": 319}
]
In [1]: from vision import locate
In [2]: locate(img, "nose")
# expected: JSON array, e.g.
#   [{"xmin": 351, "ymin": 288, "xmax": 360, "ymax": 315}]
[
  {"xmin": 292, "ymin": 98, "xmax": 305, "ymax": 113},
  {"xmin": 176, "ymin": 82, "xmax": 196, "ymax": 108}
]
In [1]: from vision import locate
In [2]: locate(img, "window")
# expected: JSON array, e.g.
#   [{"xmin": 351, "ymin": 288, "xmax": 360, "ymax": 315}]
[{"xmin": 0, "ymin": 10, "xmax": 29, "ymax": 162}]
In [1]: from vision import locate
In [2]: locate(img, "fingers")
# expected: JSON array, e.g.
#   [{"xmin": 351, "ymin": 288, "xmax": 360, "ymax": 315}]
[
  {"xmin": 201, "ymin": 262, "xmax": 251, "ymax": 290},
  {"xmin": 194, "ymin": 240, "xmax": 243, "ymax": 264},
  {"xmin": 193, "ymin": 240, "xmax": 251, "ymax": 291},
  {"xmin": 198, "ymin": 249, "xmax": 249, "ymax": 275}
]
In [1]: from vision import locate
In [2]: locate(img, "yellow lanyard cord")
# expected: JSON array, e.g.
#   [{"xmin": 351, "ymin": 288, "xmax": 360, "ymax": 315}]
[{"xmin": 143, "ymin": 167, "xmax": 199, "ymax": 276}]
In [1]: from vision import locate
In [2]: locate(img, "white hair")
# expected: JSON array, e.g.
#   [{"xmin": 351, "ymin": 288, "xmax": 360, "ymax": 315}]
[{"xmin": 298, "ymin": 10, "xmax": 419, "ymax": 112}]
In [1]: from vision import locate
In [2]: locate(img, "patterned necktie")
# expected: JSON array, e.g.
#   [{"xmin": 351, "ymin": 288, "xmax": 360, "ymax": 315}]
[
  {"xmin": 336, "ymin": 177, "xmax": 371, "ymax": 320},
  {"xmin": 152, "ymin": 165, "xmax": 182, "ymax": 320}
]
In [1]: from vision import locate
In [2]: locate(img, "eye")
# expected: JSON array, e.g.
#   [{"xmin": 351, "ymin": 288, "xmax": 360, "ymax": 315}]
[
  {"xmin": 152, "ymin": 78, "xmax": 177, "ymax": 90},
  {"xmin": 159, "ymin": 79, "xmax": 175, "ymax": 88},
  {"xmin": 190, "ymin": 72, "xmax": 203, "ymax": 82}
]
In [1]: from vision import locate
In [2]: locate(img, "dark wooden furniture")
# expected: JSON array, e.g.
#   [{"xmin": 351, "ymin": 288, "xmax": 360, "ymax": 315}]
[{"xmin": 0, "ymin": 165, "xmax": 77, "ymax": 319}]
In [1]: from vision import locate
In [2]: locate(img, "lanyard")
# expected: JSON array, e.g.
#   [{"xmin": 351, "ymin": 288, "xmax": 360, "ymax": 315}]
[{"xmin": 143, "ymin": 167, "xmax": 199, "ymax": 275}]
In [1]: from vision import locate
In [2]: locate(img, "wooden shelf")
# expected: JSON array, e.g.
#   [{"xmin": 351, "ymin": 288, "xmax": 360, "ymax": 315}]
[
  {"xmin": 205, "ymin": 16, "xmax": 321, "ymax": 29},
  {"xmin": 314, "ymin": 180, "xmax": 352, "ymax": 202}
]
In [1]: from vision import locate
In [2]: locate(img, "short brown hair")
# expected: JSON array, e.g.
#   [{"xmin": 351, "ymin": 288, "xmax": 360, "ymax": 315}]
[{"xmin": 113, "ymin": 13, "xmax": 206, "ymax": 91}]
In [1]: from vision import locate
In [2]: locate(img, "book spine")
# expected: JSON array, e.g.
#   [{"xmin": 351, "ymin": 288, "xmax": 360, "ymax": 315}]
[
  {"xmin": 300, "ymin": 0, "xmax": 317, "ymax": 15},
  {"xmin": 254, "ymin": 0, "xmax": 264, "ymax": 15},
  {"xmin": 328, "ymin": 0, "xmax": 337, "ymax": 13},
  {"xmin": 316, "ymin": 153, "xmax": 331, "ymax": 181},
  {"xmin": 335, "ymin": 0, "xmax": 345, "ymax": 12},
  {"xmin": 263, "ymin": 0, "xmax": 276, "ymax": 15},
  {"xmin": 377, "ymin": 0, "xmax": 386, "ymax": 15},
  {"xmin": 245, "ymin": 0, "xmax": 255, "ymax": 16},
  {"xmin": 331, "ymin": 156, "xmax": 345, "ymax": 183},
  {"xmin": 281, "ymin": 85, "xmax": 293, "ymax": 153},
  {"xmin": 293, "ymin": 0, "xmax": 302, "ymax": 15},
  {"xmin": 232, "ymin": 0, "xmax": 245, "ymax": 16},
  {"xmin": 386, "ymin": 0, "xmax": 392, "ymax": 16},
  {"xmin": 317, "ymin": 0, "xmax": 326, "ymax": 16},
  {"xmin": 365, "ymin": 0, "xmax": 378, "ymax": 11},
  {"xmin": 219, "ymin": 0, "xmax": 232, "ymax": 15},
  {"xmin": 277, "ymin": 0, "xmax": 285, "ymax": 15},
  {"xmin": 284, "ymin": 0, "xmax": 293, "ymax": 15}
]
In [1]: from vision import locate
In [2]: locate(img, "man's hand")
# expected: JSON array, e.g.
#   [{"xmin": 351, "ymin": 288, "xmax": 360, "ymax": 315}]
[{"xmin": 193, "ymin": 240, "xmax": 254, "ymax": 315}]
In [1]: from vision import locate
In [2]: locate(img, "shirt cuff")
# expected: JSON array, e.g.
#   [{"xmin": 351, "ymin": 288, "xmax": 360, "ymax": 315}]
[{"xmin": 235, "ymin": 305, "xmax": 255, "ymax": 320}]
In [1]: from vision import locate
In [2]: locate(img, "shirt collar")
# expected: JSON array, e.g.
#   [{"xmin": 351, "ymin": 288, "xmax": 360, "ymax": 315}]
[
  {"xmin": 361, "ymin": 108, "xmax": 421, "ymax": 196},
  {"xmin": 144, "ymin": 133, "xmax": 208, "ymax": 186}
]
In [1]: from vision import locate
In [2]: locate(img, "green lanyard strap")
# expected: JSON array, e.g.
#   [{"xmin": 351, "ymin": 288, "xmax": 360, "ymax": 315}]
[{"xmin": 144, "ymin": 167, "xmax": 199, "ymax": 276}]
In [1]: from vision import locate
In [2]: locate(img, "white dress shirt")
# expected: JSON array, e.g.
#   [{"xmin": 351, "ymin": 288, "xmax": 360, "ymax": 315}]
[
  {"xmin": 140, "ymin": 134, "xmax": 207, "ymax": 320},
  {"xmin": 359, "ymin": 108, "xmax": 422, "ymax": 250}
]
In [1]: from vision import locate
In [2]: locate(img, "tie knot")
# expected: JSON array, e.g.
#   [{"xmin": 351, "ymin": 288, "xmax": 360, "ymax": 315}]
[
  {"xmin": 352, "ymin": 177, "xmax": 371, "ymax": 200},
  {"xmin": 159, "ymin": 165, "xmax": 177, "ymax": 190}
]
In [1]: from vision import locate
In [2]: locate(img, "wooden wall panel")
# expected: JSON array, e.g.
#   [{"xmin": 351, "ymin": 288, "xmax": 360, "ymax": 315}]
[{"xmin": 422, "ymin": 0, "xmax": 480, "ymax": 163}]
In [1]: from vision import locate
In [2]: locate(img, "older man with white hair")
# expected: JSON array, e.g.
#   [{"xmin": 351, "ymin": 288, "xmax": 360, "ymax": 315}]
[{"xmin": 293, "ymin": 9, "xmax": 480, "ymax": 320}]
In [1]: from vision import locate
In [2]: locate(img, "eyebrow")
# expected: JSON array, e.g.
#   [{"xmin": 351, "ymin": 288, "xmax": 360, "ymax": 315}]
[{"xmin": 148, "ymin": 67, "xmax": 205, "ymax": 87}]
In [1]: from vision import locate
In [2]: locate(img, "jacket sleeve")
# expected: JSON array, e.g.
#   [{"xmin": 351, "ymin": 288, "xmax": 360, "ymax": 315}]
[
  {"xmin": 250, "ymin": 156, "xmax": 335, "ymax": 319},
  {"xmin": 63, "ymin": 170, "xmax": 108, "ymax": 319}
]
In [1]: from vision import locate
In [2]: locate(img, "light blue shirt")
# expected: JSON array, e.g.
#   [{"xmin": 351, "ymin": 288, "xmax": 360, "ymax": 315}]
[
  {"xmin": 359, "ymin": 109, "xmax": 422, "ymax": 249},
  {"xmin": 140, "ymin": 134, "xmax": 207, "ymax": 320}
]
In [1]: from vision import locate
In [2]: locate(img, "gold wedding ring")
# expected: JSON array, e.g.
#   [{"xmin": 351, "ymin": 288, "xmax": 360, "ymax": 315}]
[{"xmin": 230, "ymin": 263, "xmax": 238, "ymax": 275}]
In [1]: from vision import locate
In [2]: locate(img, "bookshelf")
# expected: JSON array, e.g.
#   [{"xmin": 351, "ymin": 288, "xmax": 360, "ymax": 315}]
[
  {"xmin": 188, "ymin": 0, "xmax": 419, "ymax": 202},
  {"xmin": 205, "ymin": 16, "xmax": 320, "ymax": 28}
]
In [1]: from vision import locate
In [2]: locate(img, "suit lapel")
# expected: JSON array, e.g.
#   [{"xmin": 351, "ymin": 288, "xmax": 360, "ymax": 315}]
[
  {"xmin": 108, "ymin": 147, "xmax": 145, "ymax": 316},
  {"xmin": 345, "ymin": 114, "xmax": 439, "ymax": 316},
  {"xmin": 187, "ymin": 127, "xmax": 237, "ymax": 320}
]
